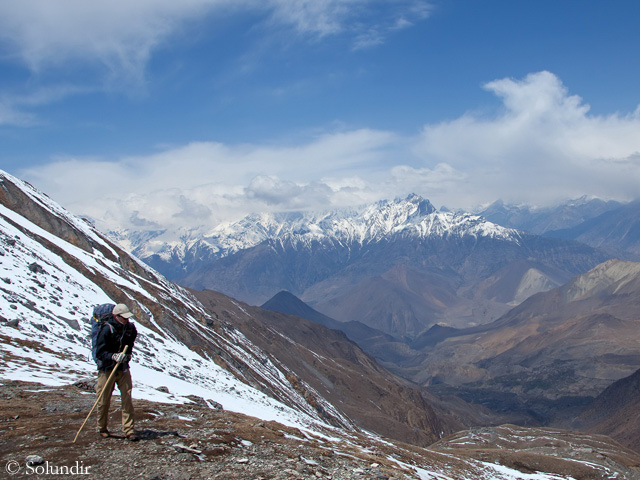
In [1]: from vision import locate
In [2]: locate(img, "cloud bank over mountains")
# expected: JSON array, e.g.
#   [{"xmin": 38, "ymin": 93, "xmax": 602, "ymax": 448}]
[{"xmin": 22, "ymin": 71, "xmax": 640, "ymax": 230}]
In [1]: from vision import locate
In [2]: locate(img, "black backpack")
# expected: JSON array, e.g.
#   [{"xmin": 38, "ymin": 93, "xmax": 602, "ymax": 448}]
[{"xmin": 90, "ymin": 303, "xmax": 114, "ymax": 367}]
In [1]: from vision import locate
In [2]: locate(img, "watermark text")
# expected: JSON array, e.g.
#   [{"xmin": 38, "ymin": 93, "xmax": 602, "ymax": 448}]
[{"xmin": 5, "ymin": 460, "xmax": 92, "ymax": 476}]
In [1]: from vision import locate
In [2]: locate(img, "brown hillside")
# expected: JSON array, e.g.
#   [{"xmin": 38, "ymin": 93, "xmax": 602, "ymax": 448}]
[{"xmin": 191, "ymin": 288, "xmax": 464, "ymax": 447}]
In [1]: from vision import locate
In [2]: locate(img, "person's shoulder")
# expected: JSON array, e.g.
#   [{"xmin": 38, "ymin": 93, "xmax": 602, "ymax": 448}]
[{"xmin": 99, "ymin": 318, "xmax": 116, "ymax": 334}]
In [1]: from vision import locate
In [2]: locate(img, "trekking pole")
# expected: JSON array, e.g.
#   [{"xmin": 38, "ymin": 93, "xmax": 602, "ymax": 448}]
[{"xmin": 73, "ymin": 345, "xmax": 129, "ymax": 443}]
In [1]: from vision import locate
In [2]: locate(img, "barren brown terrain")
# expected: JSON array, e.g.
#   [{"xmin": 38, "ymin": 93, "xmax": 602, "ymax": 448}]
[{"xmin": 2, "ymin": 380, "xmax": 640, "ymax": 480}]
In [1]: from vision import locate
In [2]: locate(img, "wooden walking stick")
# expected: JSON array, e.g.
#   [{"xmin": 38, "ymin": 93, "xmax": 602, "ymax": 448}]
[{"xmin": 73, "ymin": 345, "xmax": 129, "ymax": 443}]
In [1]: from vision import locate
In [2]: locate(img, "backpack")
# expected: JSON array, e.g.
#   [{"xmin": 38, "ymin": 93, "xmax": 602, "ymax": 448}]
[{"xmin": 91, "ymin": 303, "xmax": 115, "ymax": 367}]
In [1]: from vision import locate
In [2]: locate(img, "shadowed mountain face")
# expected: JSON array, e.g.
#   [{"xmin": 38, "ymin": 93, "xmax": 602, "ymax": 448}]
[
  {"xmin": 260, "ymin": 290, "xmax": 415, "ymax": 367},
  {"xmin": 572, "ymin": 367, "xmax": 640, "ymax": 453}
]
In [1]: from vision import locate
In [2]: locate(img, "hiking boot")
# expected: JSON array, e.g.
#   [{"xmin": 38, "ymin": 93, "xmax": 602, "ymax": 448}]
[{"xmin": 126, "ymin": 434, "xmax": 139, "ymax": 442}]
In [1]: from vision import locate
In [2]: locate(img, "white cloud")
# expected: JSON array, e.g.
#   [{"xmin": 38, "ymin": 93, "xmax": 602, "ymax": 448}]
[
  {"xmin": 266, "ymin": 0, "xmax": 431, "ymax": 45},
  {"xmin": 0, "ymin": 84, "xmax": 92, "ymax": 126},
  {"xmin": 0, "ymin": 0, "xmax": 430, "ymax": 82},
  {"xmin": 245, "ymin": 176, "xmax": 333, "ymax": 207},
  {"xmin": 414, "ymin": 71, "xmax": 640, "ymax": 206},
  {"xmin": 0, "ymin": 102, "xmax": 36, "ymax": 127},
  {"xmin": 20, "ymin": 129, "xmax": 402, "ymax": 229},
  {"xmin": 0, "ymin": 0, "xmax": 232, "ymax": 80}
]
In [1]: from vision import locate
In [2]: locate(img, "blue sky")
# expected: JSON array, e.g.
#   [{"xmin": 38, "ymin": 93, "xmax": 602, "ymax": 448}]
[{"xmin": 1, "ymin": 0, "xmax": 639, "ymax": 230}]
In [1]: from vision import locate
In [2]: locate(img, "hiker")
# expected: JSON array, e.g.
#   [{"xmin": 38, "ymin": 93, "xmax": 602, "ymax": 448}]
[{"xmin": 94, "ymin": 303, "xmax": 139, "ymax": 441}]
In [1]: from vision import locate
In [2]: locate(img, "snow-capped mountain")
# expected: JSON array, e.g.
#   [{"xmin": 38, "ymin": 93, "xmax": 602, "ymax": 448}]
[{"xmin": 121, "ymin": 194, "xmax": 521, "ymax": 272}]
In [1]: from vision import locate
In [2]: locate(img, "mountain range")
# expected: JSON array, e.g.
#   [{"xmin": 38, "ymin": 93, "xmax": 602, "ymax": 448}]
[
  {"xmin": 117, "ymin": 194, "xmax": 614, "ymax": 339},
  {"xmin": 479, "ymin": 196, "xmax": 640, "ymax": 259},
  {"xmin": 477, "ymin": 196, "xmax": 624, "ymax": 235}
]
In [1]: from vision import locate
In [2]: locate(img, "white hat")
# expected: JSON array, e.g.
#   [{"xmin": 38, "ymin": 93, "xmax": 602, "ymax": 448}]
[{"xmin": 112, "ymin": 303, "xmax": 134, "ymax": 318}]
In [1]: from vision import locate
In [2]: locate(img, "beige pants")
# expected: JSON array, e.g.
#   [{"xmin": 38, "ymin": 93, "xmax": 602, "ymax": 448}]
[{"xmin": 96, "ymin": 369, "xmax": 135, "ymax": 436}]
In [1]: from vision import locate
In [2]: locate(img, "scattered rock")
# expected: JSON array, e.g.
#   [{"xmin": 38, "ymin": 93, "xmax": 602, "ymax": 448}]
[
  {"xmin": 172, "ymin": 443, "xmax": 203, "ymax": 455},
  {"xmin": 28, "ymin": 262, "xmax": 46, "ymax": 274},
  {"xmin": 25, "ymin": 454, "xmax": 44, "ymax": 466},
  {"xmin": 156, "ymin": 386, "xmax": 170, "ymax": 393},
  {"xmin": 185, "ymin": 395, "xmax": 208, "ymax": 407},
  {"xmin": 73, "ymin": 377, "xmax": 96, "ymax": 392},
  {"xmin": 60, "ymin": 317, "xmax": 81, "ymax": 330},
  {"xmin": 207, "ymin": 399, "xmax": 223, "ymax": 410}
]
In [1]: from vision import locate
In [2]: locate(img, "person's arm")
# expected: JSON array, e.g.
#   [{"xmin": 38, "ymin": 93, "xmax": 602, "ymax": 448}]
[{"xmin": 122, "ymin": 324, "xmax": 137, "ymax": 363}]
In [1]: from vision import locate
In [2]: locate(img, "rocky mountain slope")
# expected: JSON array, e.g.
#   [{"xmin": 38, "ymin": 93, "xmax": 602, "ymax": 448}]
[
  {"xmin": 409, "ymin": 259, "xmax": 640, "ymax": 440},
  {"xmin": 189, "ymin": 287, "xmax": 458, "ymax": 447},
  {"xmin": 0, "ymin": 170, "xmax": 349, "ymax": 430}
]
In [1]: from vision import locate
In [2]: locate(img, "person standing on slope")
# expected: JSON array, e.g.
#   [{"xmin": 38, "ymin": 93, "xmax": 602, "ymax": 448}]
[{"xmin": 94, "ymin": 303, "xmax": 138, "ymax": 441}]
